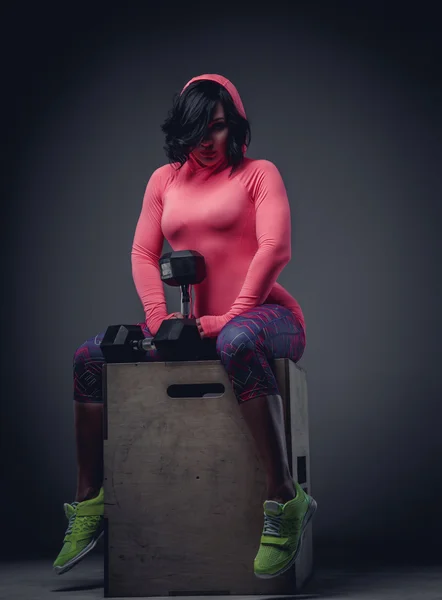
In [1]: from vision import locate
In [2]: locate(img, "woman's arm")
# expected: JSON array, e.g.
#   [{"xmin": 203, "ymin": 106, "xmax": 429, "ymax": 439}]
[
  {"xmin": 199, "ymin": 160, "xmax": 291, "ymax": 337},
  {"xmin": 131, "ymin": 167, "xmax": 169, "ymax": 336}
]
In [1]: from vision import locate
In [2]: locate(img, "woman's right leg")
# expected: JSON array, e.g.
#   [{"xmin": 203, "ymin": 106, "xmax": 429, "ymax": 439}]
[
  {"xmin": 73, "ymin": 323, "xmax": 159, "ymax": 502},
  {"xmin": 54, "ymin": 322, "xmax": 159, "ymax": 574}
]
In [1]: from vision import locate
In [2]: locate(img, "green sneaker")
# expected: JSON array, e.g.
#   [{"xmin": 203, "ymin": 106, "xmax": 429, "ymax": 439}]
[
  {"xmin": 254, "ymin": 481, "xmax": 317, "ymax": 579},
  {"xmin": 53, "ymin": 487, "xmax": 104, "ymax": 575}
]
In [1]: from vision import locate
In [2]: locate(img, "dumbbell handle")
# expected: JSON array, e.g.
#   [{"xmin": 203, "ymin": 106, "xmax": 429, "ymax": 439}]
[{"xmin": 132, "ymin": 337, "xmax": 155, "ymax": 352}]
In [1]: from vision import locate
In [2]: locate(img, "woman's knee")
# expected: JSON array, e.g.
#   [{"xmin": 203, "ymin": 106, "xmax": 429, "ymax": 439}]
[
  {"xmin": 73, "ymin": 333, "xmax": 106, "ymax": 403},
  {"xmin": 216, "ymin": 320, "xmax": 252, "ymax": 361},
  {"xmin": 73, "ymin": 333, "xmax": 106, "ymax": 366}
]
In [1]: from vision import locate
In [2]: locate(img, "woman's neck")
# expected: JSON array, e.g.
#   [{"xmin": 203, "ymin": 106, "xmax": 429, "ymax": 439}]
[{"xmin": 188, "ymin": 151, "xmax": 228, "ymax": 173}]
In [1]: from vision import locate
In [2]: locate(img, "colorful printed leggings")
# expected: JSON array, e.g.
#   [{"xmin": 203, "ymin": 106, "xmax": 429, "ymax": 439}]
[{"xmin": 73, "ymin": 304, "xmax": 306, "ymax": 404}]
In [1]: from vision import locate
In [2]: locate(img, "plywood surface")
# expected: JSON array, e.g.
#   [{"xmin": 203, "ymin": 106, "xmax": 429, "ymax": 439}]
[{"xmin": 104, "ymin": 359, "xmax": 313, "ymax": 596}]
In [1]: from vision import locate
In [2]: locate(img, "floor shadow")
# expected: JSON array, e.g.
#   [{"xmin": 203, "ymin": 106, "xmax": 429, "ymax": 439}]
[{"xmin": 52, "ymin": 580, "xmax": 103, "ymax": 593}]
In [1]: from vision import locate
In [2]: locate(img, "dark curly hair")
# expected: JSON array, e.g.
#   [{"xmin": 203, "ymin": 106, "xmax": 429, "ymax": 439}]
[{"xmin": 161, "ymin": 79, "xmax": 251, "ymax": 175}]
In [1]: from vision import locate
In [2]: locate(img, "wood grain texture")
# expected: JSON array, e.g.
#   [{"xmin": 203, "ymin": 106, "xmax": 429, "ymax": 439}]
[{"xmin": 103, "ymin": 359, "xmax": 313, "ymax": 597}]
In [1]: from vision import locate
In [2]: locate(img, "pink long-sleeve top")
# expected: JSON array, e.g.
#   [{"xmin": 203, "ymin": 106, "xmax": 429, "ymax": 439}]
[{"xmin": 131, "ymin": 74, "xmax": 305, "ymax": 339}]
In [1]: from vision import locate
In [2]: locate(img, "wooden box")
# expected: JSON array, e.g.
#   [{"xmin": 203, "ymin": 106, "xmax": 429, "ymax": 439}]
[{"xmin": 103, "ymin": 358, "xmax": 313, "ymax": 597}]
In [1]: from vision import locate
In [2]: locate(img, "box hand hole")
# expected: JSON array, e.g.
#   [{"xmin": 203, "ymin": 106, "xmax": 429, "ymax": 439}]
[{"xmin": 167, "ymin": 383, "xmax": 225, "ymax": 398}]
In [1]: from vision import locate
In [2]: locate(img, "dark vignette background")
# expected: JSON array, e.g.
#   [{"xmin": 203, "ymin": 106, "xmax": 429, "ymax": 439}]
[{"xmin": 1, "ymin": 1, "xmax": 441, "ymax": 564}]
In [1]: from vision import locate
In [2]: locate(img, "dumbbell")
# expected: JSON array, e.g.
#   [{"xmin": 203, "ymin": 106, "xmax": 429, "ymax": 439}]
[{"xmin": 100, "ymin": 250, "xmax": 218, "ymax": 363}]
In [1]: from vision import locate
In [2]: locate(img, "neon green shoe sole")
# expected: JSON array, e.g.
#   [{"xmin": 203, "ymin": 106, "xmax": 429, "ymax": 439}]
[
  {"xmin": 254, "ymin": 481, "xmax": 317, "ymax": 579},
  {"xmin": 53, "ymin": 487, "xmax": 104, "ymax": 575}
]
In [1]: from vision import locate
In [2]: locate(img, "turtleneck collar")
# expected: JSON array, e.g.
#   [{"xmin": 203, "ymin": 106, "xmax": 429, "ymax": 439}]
[{"xmin": 186, "ymin": 150, "xmax": 229, "ymax": 176}]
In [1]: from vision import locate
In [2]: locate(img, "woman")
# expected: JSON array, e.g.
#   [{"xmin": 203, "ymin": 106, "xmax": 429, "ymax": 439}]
[{"xmin": 53, "ymin": 74, "xmax": 317, "ymax": 580}]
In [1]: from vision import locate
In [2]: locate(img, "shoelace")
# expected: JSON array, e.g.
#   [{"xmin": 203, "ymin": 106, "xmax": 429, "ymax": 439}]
[
  {"xmin": 263, "ymin": 512, "xmax": 283, "ymax": 537},
  {"xmin": 65, "ymin": 502, "xmax": 79, "ymax": 535}
]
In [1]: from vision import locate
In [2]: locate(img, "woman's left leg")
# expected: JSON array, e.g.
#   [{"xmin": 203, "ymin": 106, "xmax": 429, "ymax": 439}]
[
  {"xmin": 216, "ymin": 304, "xmax": 306, "ymax": 503},
  {"xmin": 217, "ymin": 304, "xmax": 316, "ymax": 579}
]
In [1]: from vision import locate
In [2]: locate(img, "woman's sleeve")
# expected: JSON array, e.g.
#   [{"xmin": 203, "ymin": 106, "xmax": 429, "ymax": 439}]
[
  {"xmin": 131, "ymin": 168, "xmax": 169, "ymax": 336},
  {"xmin": 200, "ymin": 160, "xmax": 291, "ymax": 337}
]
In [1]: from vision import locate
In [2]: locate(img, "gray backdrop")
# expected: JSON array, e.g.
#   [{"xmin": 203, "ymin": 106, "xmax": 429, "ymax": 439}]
[{"xmin": 2, "ymin": 3, "xmax": 441, "ymax": 563}]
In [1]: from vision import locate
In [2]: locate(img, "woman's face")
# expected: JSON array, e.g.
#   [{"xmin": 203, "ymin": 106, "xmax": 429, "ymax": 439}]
[{"xmin": 193, "ymin": 102, "xmax": 228, "ymax": 165}]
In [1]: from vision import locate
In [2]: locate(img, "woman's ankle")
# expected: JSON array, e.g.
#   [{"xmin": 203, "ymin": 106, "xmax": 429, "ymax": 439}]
[
  {"xmin": 75, "ymin": 486, "xmax": 101, "ymax": 503},
  {"xmin": 267, "ymin": 478, "xmax": 297, "ymax": 504}
]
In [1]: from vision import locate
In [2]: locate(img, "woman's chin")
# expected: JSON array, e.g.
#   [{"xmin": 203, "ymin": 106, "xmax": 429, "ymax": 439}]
[
  {"xmin": 193, "ymin": 154, "xmax": 217, "ymax": 166},
  {"xmin": 202, "ymin": 152, "xmax": 219, "ymax": 160}
]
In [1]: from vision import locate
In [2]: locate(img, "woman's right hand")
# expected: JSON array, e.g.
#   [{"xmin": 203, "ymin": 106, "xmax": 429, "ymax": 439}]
[{"xmin": 165, "ymin": 312, "xmax": 184, "ymax": 320}]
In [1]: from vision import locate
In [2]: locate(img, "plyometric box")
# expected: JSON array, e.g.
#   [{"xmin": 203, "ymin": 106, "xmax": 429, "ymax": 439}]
[{"xmin": 103, "ymin": 358, "xmax": 313, "ymax": 597}]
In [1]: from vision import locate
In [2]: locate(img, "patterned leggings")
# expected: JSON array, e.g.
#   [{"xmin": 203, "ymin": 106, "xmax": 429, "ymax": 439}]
[{"xmin": 73, "ymin": 304, "xmax": 306, "ymax": 404}]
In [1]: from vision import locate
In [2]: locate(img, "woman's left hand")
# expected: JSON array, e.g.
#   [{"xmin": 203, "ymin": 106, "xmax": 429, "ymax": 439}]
[{"xmin": 196, "ymin": 318, "xmax": 205, "ymax": 339}]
